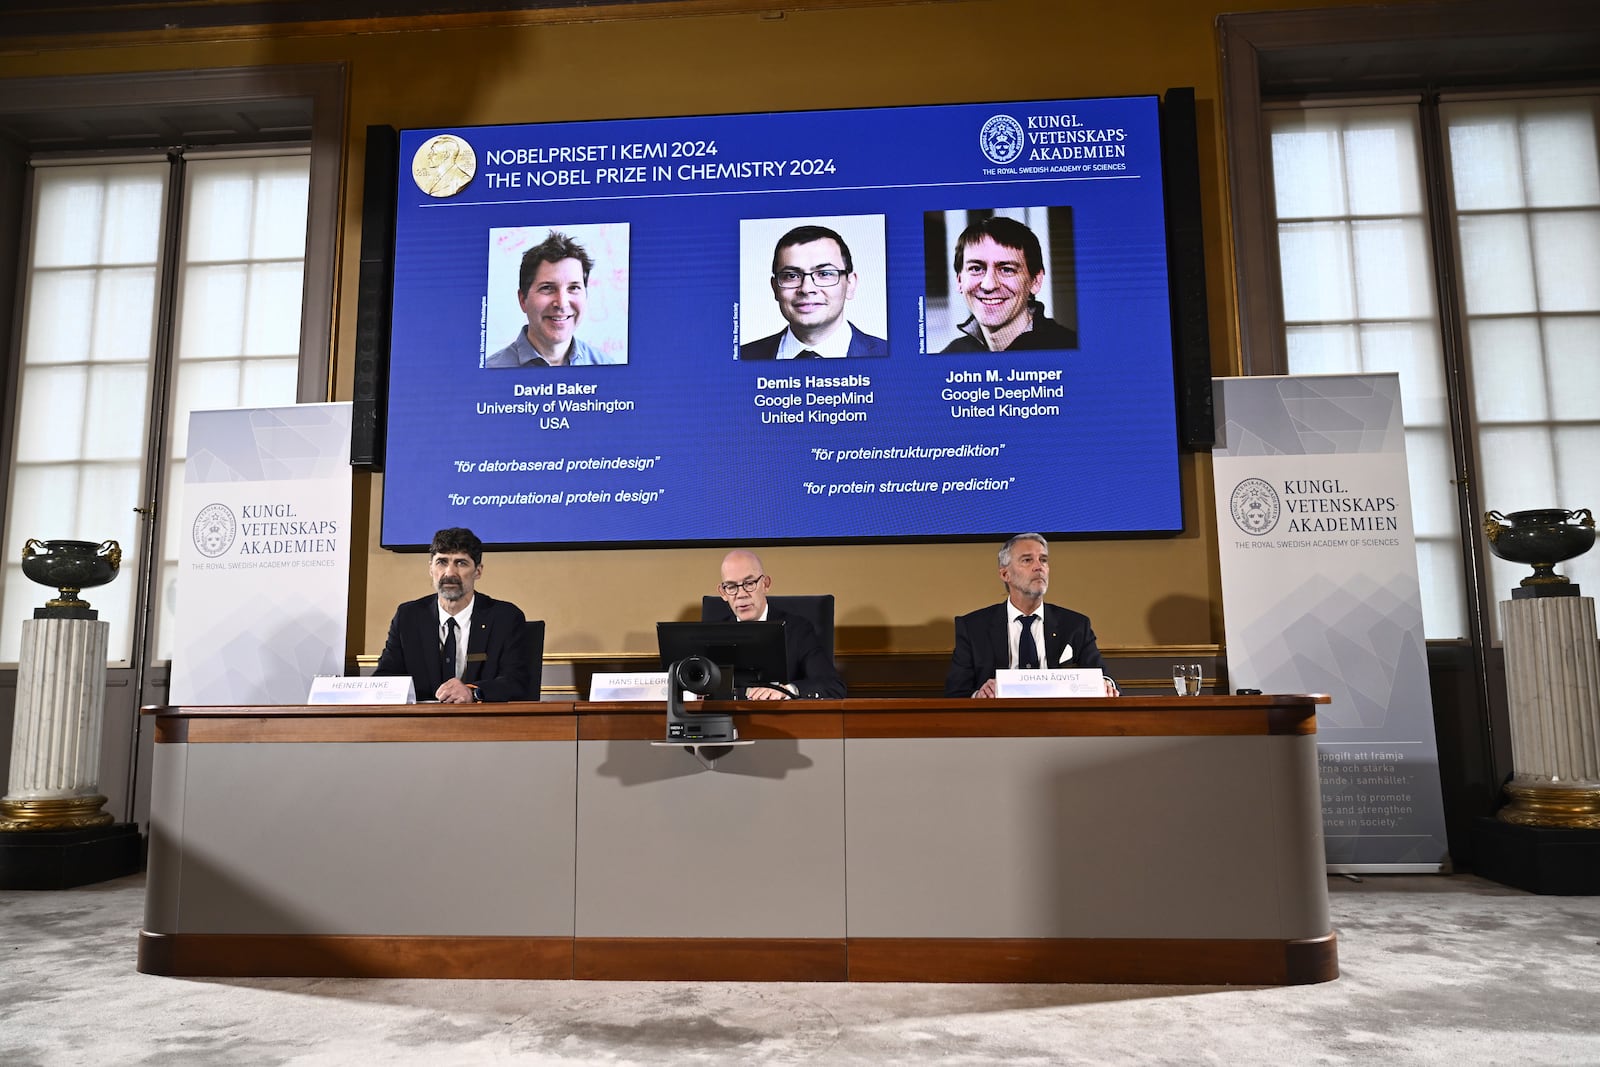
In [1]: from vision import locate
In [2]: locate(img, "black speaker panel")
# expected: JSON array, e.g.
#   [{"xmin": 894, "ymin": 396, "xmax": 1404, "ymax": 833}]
[
  {"xmin": 351, "ymin": 124, "xmax": 397, "ymax": 470},
  {"xmin": 1161, "ymin": 88, "xmax": 1215, "ymax": 452}
]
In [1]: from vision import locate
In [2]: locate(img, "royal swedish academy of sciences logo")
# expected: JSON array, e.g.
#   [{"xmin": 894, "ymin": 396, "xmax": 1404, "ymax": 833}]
[
  {"xmin": 1229, "ymin": 478, "xmax": 1281, "ymax": 536},
  {"xmin": 979, "ymin": 114, "xmax": 1025, "ymax": 165},
  {"xmin": 192, "ymin": 503, "xmax": 237, "ymax": 558}
]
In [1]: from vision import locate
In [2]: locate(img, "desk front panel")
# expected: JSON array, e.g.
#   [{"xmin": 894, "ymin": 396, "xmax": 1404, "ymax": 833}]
[
  {"xmin": 845, "ymin": 733, "xmax": 1329, "ymax": 939},
  {"xmin": 145, "ymin": 740, "xmax": 577, "ymax": 936},
  {"xmin": 575, "ymin": 738, "xmax": 846, "ymax": 938}
]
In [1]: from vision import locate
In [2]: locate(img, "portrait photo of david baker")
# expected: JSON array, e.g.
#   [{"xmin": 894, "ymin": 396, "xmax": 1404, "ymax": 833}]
[
  {"xmin": 737, "ymin": 215, "xmax": 888, "ymax": 360},
  {"xmin": 483, "ymin": 224, "xmax": 629, "ymax": 367}
]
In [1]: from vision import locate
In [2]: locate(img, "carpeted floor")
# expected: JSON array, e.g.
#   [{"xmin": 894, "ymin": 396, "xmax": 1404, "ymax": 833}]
[{"xmin": 2, "ymin": 873, "xmax": 1598, "ymax": 1065}]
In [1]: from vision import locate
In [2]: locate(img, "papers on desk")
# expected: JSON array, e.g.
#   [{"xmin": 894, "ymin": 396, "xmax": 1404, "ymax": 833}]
[
  {"xmin": 307, "ymin": 675, "xmax": 416, "ymax": 704},
  {"xmin": 994, "ymin": 668, "xmax": 1105, "ymax": 699}
]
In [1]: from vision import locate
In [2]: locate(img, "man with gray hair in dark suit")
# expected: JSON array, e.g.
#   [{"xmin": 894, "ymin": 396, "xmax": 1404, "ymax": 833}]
[{"xmin": 945, "ymin": 532, "xmax": 1117, "ymax": 698}]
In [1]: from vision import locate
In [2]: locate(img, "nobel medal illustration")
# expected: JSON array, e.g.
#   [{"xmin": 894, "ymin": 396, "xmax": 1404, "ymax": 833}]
[{"xmin": 412, "ymin": 134, "xmax": 476, "ymax": 198}]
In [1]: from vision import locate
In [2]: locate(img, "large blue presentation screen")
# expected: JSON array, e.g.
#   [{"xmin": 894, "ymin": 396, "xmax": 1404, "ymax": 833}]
[{"xmin": 382, "ymin": 95, "xmax": 1183, "ymax": 547}]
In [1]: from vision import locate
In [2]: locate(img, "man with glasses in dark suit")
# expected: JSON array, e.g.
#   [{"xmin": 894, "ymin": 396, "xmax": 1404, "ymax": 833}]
[
  {"xmin": 739, "ymin": 224, "xmax": 888, "ymax": 360},
  {"xmin": 703, "ymin": 549, "xmax": 846, "ymax": 699},
  {"xmin": 946, "ymin": 533, "xmax": 1117, "ymax": 698}
]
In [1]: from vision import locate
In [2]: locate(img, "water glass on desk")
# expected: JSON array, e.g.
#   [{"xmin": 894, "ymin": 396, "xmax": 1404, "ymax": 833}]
[{"xmin": 1173, "ymin": 664, "xmax": 1203, "ymax": 696}]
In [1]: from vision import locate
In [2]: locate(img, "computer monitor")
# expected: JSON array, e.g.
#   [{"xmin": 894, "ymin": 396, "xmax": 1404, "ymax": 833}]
[{"xmin": 656, "ymin": 621, "xmax": 789, "ymax": 700}]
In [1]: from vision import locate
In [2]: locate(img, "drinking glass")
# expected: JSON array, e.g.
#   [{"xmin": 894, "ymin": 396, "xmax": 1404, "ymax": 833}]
[{"xmin": 1173, "ymin": 664, "xmax": 1203, "ymax": 696}]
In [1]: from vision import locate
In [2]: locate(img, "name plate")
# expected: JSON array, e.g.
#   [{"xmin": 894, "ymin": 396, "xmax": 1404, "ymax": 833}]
[
  {"xmin": 994, "ymin": 667, "xmax": 1105, "ymax": 699},
  {"xmin": 307, "ymin": 675, "xmax": 416, "ymax": 705},
  {"xmin": 589, "ymin": 671, "xmax": 670, "ymax": 702}
]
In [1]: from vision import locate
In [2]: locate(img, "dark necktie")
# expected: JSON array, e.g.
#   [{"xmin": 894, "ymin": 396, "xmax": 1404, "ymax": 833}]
[
  {"xmin": 1017, "ymin": 614, "xmax": 1040, "ymax": 670},
  {"xmin": 442, "ymin": 617, "xmax": 458, "ymax": 680},
  {"xmin": 796, "ymin": 349, "xmax": 821, "ymax": 359}
]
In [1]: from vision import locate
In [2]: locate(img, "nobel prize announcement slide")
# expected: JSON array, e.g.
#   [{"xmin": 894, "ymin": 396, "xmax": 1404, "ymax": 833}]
[{"xmin": 383, "ymin": 95, "xmax": 1183, "ymax": 547}]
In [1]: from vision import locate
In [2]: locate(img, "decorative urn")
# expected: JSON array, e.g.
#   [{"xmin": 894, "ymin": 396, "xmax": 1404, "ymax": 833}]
[
  {"xmin": 1482, "ymin": 509, "xmax": 1595, "ymax": 598},
  {"xmin": 20, "ymin": 538, "xmax": 122, "ymax": 619}
]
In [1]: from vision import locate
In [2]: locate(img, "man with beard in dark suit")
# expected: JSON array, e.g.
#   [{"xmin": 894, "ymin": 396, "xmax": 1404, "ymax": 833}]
[
  {"xmin": 702, "ymin": 548, "xmax": 846, "ymax": 699},
  {"xmin": 945, "ymin": 532, "xmax": 1118, "ymax": 698},
  {"xmin": 372, "ymin": 527, "xmax": 532, "ymax": 702}
]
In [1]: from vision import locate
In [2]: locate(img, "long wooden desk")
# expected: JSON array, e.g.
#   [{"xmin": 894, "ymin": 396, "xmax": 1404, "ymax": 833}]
[{"xmin": 138, "ymin": 695, "xmax": 1336, "ymax": 984}]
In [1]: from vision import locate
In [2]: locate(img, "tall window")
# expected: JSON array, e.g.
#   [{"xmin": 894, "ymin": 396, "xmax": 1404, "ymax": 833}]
[
  {"xmin": 1267, "ymin": 94, "xmax": 1600, "ymax": 640},
  {"xmin": 1442, "ymin": 98, "xmax": 1600, "ymax": 610},
  {"xmin": 1, "ymin": 151, "xmax": 310, "ymax": 665},
  {"xmin": 154, "ymin": 155, "xmax": 311, "ymax": 660}
]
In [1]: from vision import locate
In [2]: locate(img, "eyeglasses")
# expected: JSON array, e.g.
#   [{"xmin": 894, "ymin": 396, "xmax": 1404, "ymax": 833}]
[
  {"xmin": 774, "ymin": 267, "xmax": 844, "ymax": 289},
  {"xmin": 718, "ymin": 575, "xmax": 766, "ymax": 595}
]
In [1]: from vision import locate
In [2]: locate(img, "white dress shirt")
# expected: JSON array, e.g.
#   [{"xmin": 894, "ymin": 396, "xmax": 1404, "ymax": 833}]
[
  {"xmin": 437, "ymin": 596, "xmax": 475, "ymax": 680},
  {"xmin": 1005, "ymin": 599, "xmax": 1045, "ymax": 669},
  {"xmin": 775, "ymin": 322, "xmax": 853, "ymax": 359}
]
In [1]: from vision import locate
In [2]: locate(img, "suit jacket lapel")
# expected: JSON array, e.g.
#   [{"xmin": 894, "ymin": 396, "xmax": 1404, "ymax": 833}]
[
  {"xmin": 1043, "ymin": 605, "xmax": 1068, "ymax": 667},
  {"xmin": 989, "ymin": 604, "xmax": 1011, "ymax": 672},
  {"xmin": 415, "ymin": 598, "xmax": 444, "ymax": 693}
]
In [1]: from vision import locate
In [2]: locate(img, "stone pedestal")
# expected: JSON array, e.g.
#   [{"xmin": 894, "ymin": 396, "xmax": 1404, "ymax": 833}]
[
  {"xmin": 1498, "ymin": 595, "xmax": 1600, "ymax": 828},
  {"xmin": 0, "ymin": 618, "xmax": 112, "ymax": 830},
  {"xmin": 0, "ymin": 617, "xmax": 142, "ymax": 887}
]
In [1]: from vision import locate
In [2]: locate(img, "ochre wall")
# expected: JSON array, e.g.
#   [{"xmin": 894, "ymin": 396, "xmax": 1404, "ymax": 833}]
[{"xmin": 0, "ymin": 0, "xmax": 1374, "ymax": 659}]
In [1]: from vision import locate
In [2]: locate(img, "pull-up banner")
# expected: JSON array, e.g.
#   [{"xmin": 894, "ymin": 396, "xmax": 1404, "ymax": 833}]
[
  {"xmin": 170, "ymin": 403, "xmax": 353, "ymax": 706},
  {"xmin": 1213, "ymin": 374, "xmax": 1448, "ymax": 872}
]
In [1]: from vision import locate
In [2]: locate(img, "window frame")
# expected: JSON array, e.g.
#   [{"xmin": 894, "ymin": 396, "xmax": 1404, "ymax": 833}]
[
  {"xmin": 0, "ymin": 65, "xmax": 342, "ymax": 663},
  {"xmin": 0, "ymin": 64, "xmax": 345, "ymax": 556}
]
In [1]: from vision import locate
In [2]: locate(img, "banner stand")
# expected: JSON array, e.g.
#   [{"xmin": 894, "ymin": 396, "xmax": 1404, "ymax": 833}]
[
  {"xmin": 1213, "ymin": 374, "xmax": 1448, "ymax": 873},
  {"xmin": 170, "ymin": 403, "xmax": 353, "ymax": 706}
]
